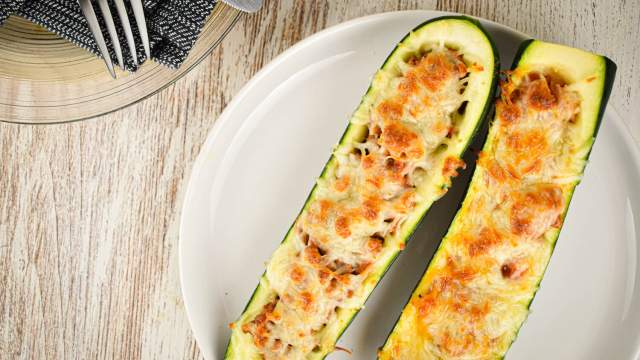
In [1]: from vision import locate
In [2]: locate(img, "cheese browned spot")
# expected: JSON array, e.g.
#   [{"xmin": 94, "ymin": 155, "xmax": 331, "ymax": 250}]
[
  {"xmin": 497, "ymin": 101, "xmax": 521, "ymax": 123},
  {"xmin": 367, "ymin": 235, "xmax": 384, "ymax": 254},
  {"xmin": 361, "ymin": 196, "xmax": 381, "ymax": 221},
  {"xmin": 241, "ymin": 48, "xmax": 470, "ymax": 359},
  {"xmin": 335, "ymin": 216, "xmax": 351, "ymax": 238},
  {"xmin": 443, "ymin": 156, "xmax": 466, "ymax": 179},
  {"xmin": 299, "ymin": 292, "xmax": 314, "ymax": 312},
  {"xmin": 380, "ymin": 120, "xmax": 424, "ymax": 159},
  {"xmin": 415, "ymin": 51, "xmax": 459, "ymax": 91},
  {"xmin": 466, "ymin": 227, "xmax": 502, "ymax": 257},
  {"xmin": 334, "ymin": 175, "xmax": 350, "ymax": 192},
  {"xmin": 526, "ymin": 78, "xmax": 557, "ymax": 110},
  {"xmin": 387, "ymin": 71, "xmax": 580, "ymax": 359},
  {"xmin": 509, "ymin": 185, "xmax": 564, "ymax": 239},
  {"xmin": 290, "ymin": 266, "xmax": 305, "ymax": 283},
  {"xmin": 242, "ymin": 300, "xmax": 279, "ymax": 349},
  {"xmin": 377, "ymin": 99, "xmax": 405, "ymax": 120}
]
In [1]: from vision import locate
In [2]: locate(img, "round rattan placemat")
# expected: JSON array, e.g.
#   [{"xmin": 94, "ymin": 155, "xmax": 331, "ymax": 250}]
[{"xmin": 0, "ymin": 4, "xmax": 241, "ymax": 124}]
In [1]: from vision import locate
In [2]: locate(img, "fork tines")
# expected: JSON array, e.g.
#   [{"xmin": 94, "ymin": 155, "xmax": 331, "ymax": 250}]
[{"xmin": 79, "ymin": 0, "xmax": 151, "ymax": 78}]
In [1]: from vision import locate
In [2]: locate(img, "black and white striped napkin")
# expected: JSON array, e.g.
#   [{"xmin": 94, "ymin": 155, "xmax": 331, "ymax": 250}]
[{"xmin": 0, "ymin": 0, "xmax": 218, "ymax": 70}]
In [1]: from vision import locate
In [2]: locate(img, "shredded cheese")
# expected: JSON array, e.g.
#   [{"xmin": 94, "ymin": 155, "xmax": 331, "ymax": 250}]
[
  {"xmin": 382, "ymin": 71, "xmax": 583, "ymax": 359},
  {"xmin": 239, "ymin": 47, "xmax": 470, "ymax": 360}
]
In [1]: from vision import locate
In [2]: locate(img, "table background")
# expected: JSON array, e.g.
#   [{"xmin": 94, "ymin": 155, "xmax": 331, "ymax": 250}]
[{"xmin": 1, "ymin": 1, "xmax": 638, "ymax": 359}]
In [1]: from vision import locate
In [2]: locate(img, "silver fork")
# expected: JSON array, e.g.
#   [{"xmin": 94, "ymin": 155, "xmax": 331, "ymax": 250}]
[{"xmin": 78, "ymin": 0, "xmax": 151, "ymax": 78}]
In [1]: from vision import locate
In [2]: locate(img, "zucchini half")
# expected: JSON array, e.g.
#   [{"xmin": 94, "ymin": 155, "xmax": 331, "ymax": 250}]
[
  {"xmin": 379, "ymin": 40, "xmax": 616, "ymax": 359},
  {"xmin": 226, "ymin": 16, "xmax": 498, "ymax": 359}
]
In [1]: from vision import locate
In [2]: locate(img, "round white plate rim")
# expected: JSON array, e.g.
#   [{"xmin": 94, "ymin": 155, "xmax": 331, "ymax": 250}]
[{"xmin": 179, "ymin": 9, "xmax": 640, "ymax": 360}]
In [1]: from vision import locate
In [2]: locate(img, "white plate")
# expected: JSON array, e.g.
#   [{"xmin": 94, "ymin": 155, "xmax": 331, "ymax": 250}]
[{"xmin": 180, "ymin": 10, "xmax": 640, "ymax": 360}]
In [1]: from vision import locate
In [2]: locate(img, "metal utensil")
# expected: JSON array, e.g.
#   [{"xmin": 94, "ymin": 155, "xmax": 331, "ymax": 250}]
[
  {"xmin": 78, "ymin": 0, "xmax": 150, "ymax": 78},
  {"xmin": 221, "ymin": 0, "xmax": 263, "ymax": 13}
]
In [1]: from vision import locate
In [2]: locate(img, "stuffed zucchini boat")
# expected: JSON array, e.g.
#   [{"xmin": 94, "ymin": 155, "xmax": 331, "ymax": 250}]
[
  {"xmin": 226, "ymin": 16, "xmax": 499, "ymax": 360},
  {"xmin": 379, "ymin": 40, "xmax": 616, "ymax": 359}
]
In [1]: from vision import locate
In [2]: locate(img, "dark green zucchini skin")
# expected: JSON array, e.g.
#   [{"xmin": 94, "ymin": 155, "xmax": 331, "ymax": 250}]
[
  {"xmin": 378, "ymin": 39, "xmax": 617, "ymax": 359},
  {"xmin": 225, "ymin": 15, "xmax": 499, "ymax": 360},
  {"xmin": 593, "ymin": 56, "xmax": 617, "ymax": 144}
]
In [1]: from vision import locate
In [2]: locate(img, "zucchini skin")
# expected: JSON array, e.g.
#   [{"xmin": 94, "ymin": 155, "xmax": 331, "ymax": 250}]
[
  {"xmin": 378, "ymin": 39, "xmax": 617, "ymax": 359},
  {"xmin": 225, "ymin": 15, "xmax": 499, "ymax": 359}
]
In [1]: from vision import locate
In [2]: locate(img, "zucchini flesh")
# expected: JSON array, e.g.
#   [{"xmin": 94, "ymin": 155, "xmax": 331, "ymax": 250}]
[
  {"xmin": 226, "ymin": 16, "xmax": 498, "ymax": 360},
  {"xmin": 379, "ymin": 40, "xmax": 616, "ymax": 359}
]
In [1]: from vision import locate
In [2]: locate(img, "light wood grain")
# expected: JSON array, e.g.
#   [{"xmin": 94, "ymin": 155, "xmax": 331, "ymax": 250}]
[{"xmin": 1, "ymin": 1, "xmax": 638, "ymax": 359}]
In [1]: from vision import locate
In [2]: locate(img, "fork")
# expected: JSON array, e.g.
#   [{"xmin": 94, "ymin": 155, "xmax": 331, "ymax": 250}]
[{"xmin": 78, "ymin": 0, "xmax": 151, "ymax": 78}]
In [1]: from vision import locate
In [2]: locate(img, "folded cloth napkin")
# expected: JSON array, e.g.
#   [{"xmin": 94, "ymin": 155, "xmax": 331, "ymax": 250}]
[{"xmin": 0, "ymin": 0, "xmax": 218, "ymax": 70}]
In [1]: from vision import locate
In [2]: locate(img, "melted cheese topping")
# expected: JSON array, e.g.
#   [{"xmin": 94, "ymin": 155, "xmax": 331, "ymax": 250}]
[
  {"xmin": 382, "ymin": 72, "xmax": 582, "ymax": 359},
  {"xmin": 239, "ymin": 48, "xmax": 470, "ymax": 359}
]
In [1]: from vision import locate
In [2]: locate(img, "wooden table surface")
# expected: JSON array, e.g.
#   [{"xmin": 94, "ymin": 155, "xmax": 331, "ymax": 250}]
[{"xmin": 1, "ymin": 1, "xmax": 638, "ymax": 359}]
